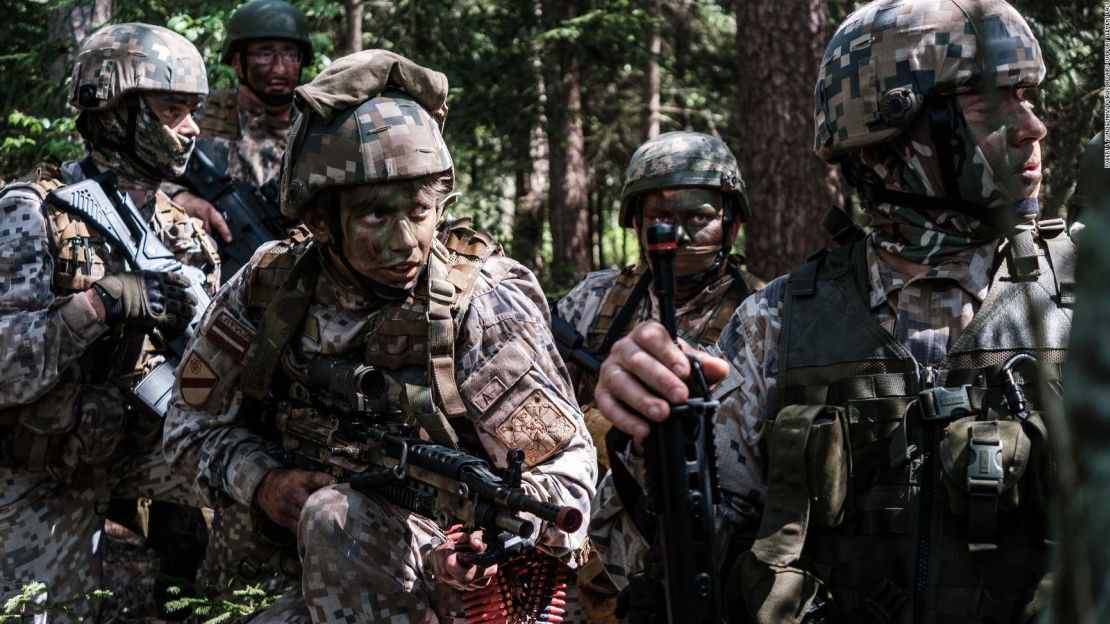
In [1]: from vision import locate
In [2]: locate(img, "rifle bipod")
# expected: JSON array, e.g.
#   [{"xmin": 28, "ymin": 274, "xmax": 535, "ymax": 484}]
[{"xmin": 462, "ymin": 549, "xmax": 570, "ymax": 623}]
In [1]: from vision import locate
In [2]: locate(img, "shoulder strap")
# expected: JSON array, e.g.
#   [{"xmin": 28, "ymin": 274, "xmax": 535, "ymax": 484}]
[
  {"xmin": 240, "ymin": 242, "xmax": 320, "ymax": 401},
  {"xmin": 197, "ymin": 89, "xmax": 240, "ymax": 140},
  {"xmin": 597, "ymin": 269, "xmax": 652, "ymax": 358},
  {"xmin": 1037, "ymin": 218, "xmax": 1076, "ymax": 307}
]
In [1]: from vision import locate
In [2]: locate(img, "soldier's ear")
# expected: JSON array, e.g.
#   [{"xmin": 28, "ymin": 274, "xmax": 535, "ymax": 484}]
[
  {"xmin": 229, "ymin": 50, "xmax": 246, "ymax": 82},
  {"xmin": 302, "ymin": 205, "xmax": 332, "ymax": 244}
]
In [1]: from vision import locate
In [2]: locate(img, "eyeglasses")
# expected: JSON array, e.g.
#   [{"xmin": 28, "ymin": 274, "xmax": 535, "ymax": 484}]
[{"xmin": 247, "ymin": 50, "xmax": 302, "ymax": 66}]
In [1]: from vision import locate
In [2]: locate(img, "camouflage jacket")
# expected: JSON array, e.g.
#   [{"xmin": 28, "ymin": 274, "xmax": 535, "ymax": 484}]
[
  {"xmin": 556, "ymin": 258, "xmax": 763, "ymax": 405},
  {"xmin": 0, "ymin": 159, "xmax": 219, "ymax": 470},
  {"xmin": 164, "ymin": 232, "xmax": 597, "ymax": 558},
  {"xmin": 590, "ymin": 232, "xmax": 1003, "ymax": 590}
]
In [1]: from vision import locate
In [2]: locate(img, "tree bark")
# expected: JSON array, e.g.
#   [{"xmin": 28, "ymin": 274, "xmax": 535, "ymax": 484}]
[
  {"xmin": 542, "ymin": 0, "xmax": 591, "ymax": 290},
  {"xmin": 510, "ymin": 2, "xmax": 548, "ymax": 274},
  {"xmin": 48, "ymin": 0, "xmax": 112, "ymax": 115},
  {"xmin": 735, "ymin": 0, "xmax": 842, "ymax": 279},
  {"xmin": 344, "ymin": 0, "xmax": 364, "ymax": 54},
  {"xmin": 642, "ymin": 0, "xmax": 661, "ymax": 140}
]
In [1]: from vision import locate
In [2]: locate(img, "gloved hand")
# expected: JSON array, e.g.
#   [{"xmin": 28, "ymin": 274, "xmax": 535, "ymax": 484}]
[{"xmin": 90, "ymin": 270, "xmax": 197, "ymax": 336}]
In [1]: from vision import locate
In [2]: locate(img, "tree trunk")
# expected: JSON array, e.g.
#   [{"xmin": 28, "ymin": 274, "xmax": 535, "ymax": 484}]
[
  {"xmin": 48, "ymin": 0, "xmax": 112, "ymax": 115},
  {"xmin": 735, "ymin": 0, "xmax": 842, "ymax": 279},
  {"xmin": 510, "ymin": 3, "xmax": 548, "ymax": 275},
  {"xmin": 344, "ymin": 0, "xmax": 364, "ymax": 54},
  {"xmin": 542, "ymin": 0, "xmax": 591, "ymax": 290},
  {"xmin": 642, "ymin": 0, "xmax": 661, "ymax": 140}
]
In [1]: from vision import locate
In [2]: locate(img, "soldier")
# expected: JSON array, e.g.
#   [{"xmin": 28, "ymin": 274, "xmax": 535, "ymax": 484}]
[
  {"xmin": 0, "ymin": 23, "xmax": 220, "ymax": 619},
  {"xmin": 164, "ymin": 50, "xmax": 596, "ymax": 623},
  {"xmin": 554, "ymin": 131, "xmax": 762, "ymax": 619},
  {"xmin": 593, "ymin": 0, "xmax": 1071, "ymax": 622},
  {"xmin": 1066, "ymin": 131, "xmax": 1107, "ymax": 229},
  {"xmin": 165, "ymin": 0, "xmax": 312, "ymax": 248}
]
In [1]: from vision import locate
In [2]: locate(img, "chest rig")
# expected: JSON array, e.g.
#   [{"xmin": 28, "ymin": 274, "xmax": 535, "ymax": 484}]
[
  {"xmin": 239, "ymin": 222, "xmax": 500, "ymax": 455},
  {"xmin": 742, "ymin": 225, "xmax": 1074, "ymax": 624},
  {"xmin": 587, "ymin": 257, "xmax": 753, "ymax": 356}
]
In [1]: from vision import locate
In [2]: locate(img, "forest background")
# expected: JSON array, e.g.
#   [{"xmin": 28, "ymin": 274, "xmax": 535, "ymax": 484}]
[{"xmin": 0, "ymin": 0, "xmax": 1101, "ymax": 293}]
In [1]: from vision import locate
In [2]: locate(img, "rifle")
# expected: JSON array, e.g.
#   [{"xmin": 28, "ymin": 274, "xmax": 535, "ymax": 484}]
[
  {"xmin": 275, "ymin": 357, "xmax": 584, "ymax": 566},
  {"xmin": 551, "ymin": 315, "xmax": 602, "ymax": 375},
  {"xmin": 621, "ymin": 223, "xmax": 722, "ymax": 623},
  {"xmin": 177, "ymin": 146, "xmax": 291, "ymax": 281},
  {"xmin": 45, "ymin": 171, "xmax": 212, "ymax": 417}
]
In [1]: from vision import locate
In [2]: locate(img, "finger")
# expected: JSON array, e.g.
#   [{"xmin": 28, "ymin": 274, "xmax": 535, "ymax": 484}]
[
  {"xmin": 601, "ymin": 353, "xmax": 677, "ymax": 418},
  {"xmin": 163, "ymin": 272, "xmax": 192, "ymax": 288},
  {"xmin": 692, "ymin": 352, "xmax": 730, "ymax": 386},
  {"xmin": 468, "ymin": 531, "xmax": 487, "ymax": 553},
  {"xmin": 630, "ymin": 322, "xmax": 692, "ymax": 379},
  {"xmin": 306, "ymin": 471, "xmax": 337, "ymax": 490},
  {"xmin": 595, "ymin": 383, "xmax": 651, "ymax": 438},
  {"xmin": 210, "ymin": 208, "xmax": 233, "ymax": 244}
]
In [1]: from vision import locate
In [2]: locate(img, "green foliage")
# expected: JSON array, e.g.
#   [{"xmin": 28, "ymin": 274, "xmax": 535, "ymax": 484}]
[
  {"xmin": 1, "ymin": 582, "xmax": 111, "ymax": 623},
  {"xmin": 162, "ymin": 583, "xmax": 286, "ymax": 624},
  {"xmin": 1, "ymin": 112, "xmax": 83, "ymax": 177}
]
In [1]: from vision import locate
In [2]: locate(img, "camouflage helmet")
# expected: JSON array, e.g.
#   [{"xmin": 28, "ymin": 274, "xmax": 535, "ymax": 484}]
[
  {"xmin": 619, "ymin": 131, "xmax": 750, "ymax": 228},
  {"xmin": 221, "ymin": 0, "xmax": 314, "ymax": 65},
  {"xmin": 69, "ymin": 23, "xmax": 208, "ymax": 111},
  {"xmin": 814, "ymin": 0, "xmax": 1044, "ymax": 162},
  {"xmin": 280, "ymin": 90, "xmax": 453, "ymax": 218}
]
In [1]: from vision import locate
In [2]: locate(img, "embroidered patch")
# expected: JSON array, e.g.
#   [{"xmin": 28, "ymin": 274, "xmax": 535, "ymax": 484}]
[
  {"xmin": 473, "ymin": 378, "xmax": 507, "ymax": 413},
  {"xmin": 207, "ymin": 310, "xmax": 254, "ymax": 361},
  {"xmin": 180, "ymin": 352, "xmax": 218, "ymax": 407},
  {"xmin": 495, "ymin": 389, "xmax": 576, "ymax": 467}
]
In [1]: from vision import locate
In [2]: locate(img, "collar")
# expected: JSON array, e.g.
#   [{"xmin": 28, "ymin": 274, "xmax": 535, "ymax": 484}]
[{"xmin": 866, "ymin": 233, "xmax": 996, "ymax": 311}]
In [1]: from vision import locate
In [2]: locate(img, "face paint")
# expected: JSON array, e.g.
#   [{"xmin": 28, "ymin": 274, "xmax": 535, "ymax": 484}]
[
  {"xmin": 337, "ymin": 184, "xmax": 438, "ymax": 293},
  {"xmin": 80, "ymin": 93, "xmax": 198, "ymax": 185},
  {"xmin": 236, "ymin": 40, "xmax": 302, "ymax": 106},
  {"xmin": 638, "ymin": 188, "xmax": 727, "ymax": 277}
]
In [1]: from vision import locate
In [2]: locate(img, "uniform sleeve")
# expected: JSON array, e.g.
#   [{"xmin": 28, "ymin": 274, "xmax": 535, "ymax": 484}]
[
  {"xmin": 0, "ymin": 187, "xmax": 107, "ymax": 408},
  {"xmin": 163, "ymin": 248, "xmax": 283, "ymax": 508},
  {"xmin": 589, "ymin": 277, "xmax": 788, "ymax": 585},
  {"xmin": 457, "ymin": 257, "xmax": 597, "ymax": 558}
]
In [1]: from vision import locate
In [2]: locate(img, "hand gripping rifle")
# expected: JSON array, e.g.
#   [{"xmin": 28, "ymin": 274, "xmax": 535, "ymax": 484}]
[
  {"xmin": 177, "ymin": 147, "xmax": 292, "ymax": 281},
  {"xmin": 621, "ymin": 223, "xmax": 723, "ymax": 623},
  {"xmin": 275, "ymin": 358, "xmax": 583, "ymax": 566}
]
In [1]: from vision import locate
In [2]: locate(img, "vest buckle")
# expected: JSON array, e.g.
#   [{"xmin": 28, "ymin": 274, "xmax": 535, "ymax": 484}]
[{"xmin": 917, "ymin": 385, "xmax": 973, "ymax": 421}]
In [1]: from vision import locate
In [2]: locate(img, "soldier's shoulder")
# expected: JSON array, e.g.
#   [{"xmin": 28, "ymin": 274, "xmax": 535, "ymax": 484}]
[
  {"xmin": 0, "ymin": 161, "xmax": 75, "ymax": 232},
  {"xmin": 244, "ymin": 226, "xmax": 314, "ymax": 306},
  {"xmin": 197, "ymin": 89, "xmax": 240, "ymax": 139}
]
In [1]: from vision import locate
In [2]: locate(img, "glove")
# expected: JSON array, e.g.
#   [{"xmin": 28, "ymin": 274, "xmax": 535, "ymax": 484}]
[{"xmin": 91, "ymin": 270, "xmax": 197, "ymax": 336}]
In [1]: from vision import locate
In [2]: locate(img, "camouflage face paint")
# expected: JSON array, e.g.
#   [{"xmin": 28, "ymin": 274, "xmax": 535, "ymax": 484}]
[
  {"xmin": 638, "ymin": 188, "xmax": 726, "ymax": 277},
  {"xmin": 337, "ymin": 184, "xmax": 437, "ymax": 291},
  {"xmin": 957, "ymin": 88, "xmax": 1046, "ymax": 207}
]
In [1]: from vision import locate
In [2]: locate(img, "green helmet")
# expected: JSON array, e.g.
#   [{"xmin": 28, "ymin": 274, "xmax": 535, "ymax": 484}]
[
  {"xmin": 619, "ymin": 131, "xmax": 750, "ymax": 228},
  {"xmin": 281, "ymin": 91, "xmax": 453, "ymax": 218},
  {"xmin": 1071, "ymin": 132, "xmax": 1109, "ymax": 224},
  {"xmin": 221, "ymin": 0, "xmax": 313, "ymax": 65},
  {"xmin": 69, "ymin": 23, "xmax": 208, "ymax": 111},
  {"xmin": 814, "ymin": 0, "xmax": 1044, "ymax": 162}
]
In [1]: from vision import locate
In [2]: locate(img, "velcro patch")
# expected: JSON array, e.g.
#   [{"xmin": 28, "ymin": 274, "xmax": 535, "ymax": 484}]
[
  {"xmin": 495, "ymin": 389, "xmax": 576, "ymax": 467},
  {"xmin": 207, "ymin": 310, "xmax": 254, "ymax": 361},
  {"xmin": 180, "ymin": 352, "xmax": 218, "ymax": 407},
  {"xmin": 473, "ymin": 378, "xmax": 507, "ymax": 413}
]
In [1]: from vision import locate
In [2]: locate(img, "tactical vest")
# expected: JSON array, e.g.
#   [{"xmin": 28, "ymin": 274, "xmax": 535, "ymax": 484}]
[
  {"xmin": 741, "ymin": 225, "xmax": 1074, "ymax": 624},
  {"xmin": 587, "ymin": 256, "xmax": 757, "ymax": 356},
  {"xmin": 239, "ymin": 221, "xmax": 501, "ymax": 457},
  {"xmin": 194, "ymin": 89, "xmax": 240, "ymax": 175}
]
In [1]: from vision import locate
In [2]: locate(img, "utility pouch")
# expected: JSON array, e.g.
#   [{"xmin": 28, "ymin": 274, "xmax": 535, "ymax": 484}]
[
  {"xmin": 804, "ymin": 406, "xmax": 853, "ymax": 529},
  {"xmin": 16, "ymin": 365, "xmax": 80, "ymax": 436},
  {"xmin": 939, "ymin": 416, "xmax": 1032, "ymax": 551},
  {"xmin": 67, "ymin": 384, "xmax": 128, "ymax": 467}
]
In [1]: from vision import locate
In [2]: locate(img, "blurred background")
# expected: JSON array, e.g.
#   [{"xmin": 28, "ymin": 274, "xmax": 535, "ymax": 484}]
[{"xmin": 0, "ymin": 0, "xmax": 1100, "ymax": 292}]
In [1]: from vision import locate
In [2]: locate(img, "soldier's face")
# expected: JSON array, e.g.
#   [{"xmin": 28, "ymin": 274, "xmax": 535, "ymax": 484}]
[
  {"xmin": 638, "ymin": 188, "xmax": 728, "ymax": 276},
  {"xmin": 235, "ymin": 40, "xmax": 302, "ymax": 97},
  {"xmin": 143, "ymin": 93, "xmax": 201, "ymax": 138},
  {"xmin": 336, "ymin": 184, "xmax": 437, "ymax": 290},
  {"xmin": 958, "ymin": 87, "xmax": 1047, "ymax": 203}
]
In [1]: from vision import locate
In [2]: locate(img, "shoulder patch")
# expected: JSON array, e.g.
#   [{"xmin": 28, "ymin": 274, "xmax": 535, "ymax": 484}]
[
  {"xmin": 180, "ymin": 352, "xmax": 218, "ymax": 407},
  {"xmin": 495, "ymin": 388, "xmax": 576, "ymax": 467},
  {"xmin": 206, "ymin": 309, "xmax": 255, "ymax": 361}
]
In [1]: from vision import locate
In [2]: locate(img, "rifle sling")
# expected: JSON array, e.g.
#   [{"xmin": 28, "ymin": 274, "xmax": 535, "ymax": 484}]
[{"xmin": 598, "ymin": 270, "xmax": 652, "ymax": 358}]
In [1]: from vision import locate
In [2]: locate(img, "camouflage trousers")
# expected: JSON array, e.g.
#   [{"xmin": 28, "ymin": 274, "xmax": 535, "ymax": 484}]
[
  {"xmin": 249, "ymin": 483, "xmax": 589, "ymax": 624},
  {"xmin": 0, "ymin": 440, "xmax": 207, "ymax": 622}
]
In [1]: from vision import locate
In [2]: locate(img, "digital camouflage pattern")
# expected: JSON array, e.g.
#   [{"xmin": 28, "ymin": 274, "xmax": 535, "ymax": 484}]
[
  {"xmin": 814, "ymin": 0, "xmax": 1044, "ymax": 160},
  {"xmin": 281, "ymin": 90, "xmax": 453, "ymax": 218},
  {"xmin": 69, "ymin": 23, "xmax": 208, "ymax": 111},
  {"xmin": 164, "ymin": 238, "xmax": 596, "ymax": 622},
  {"xmin": 194, "ymin": 88, "xmax": 291, "ymax": 190},
  {"xmin": 0, "ymin": 157, "xmax": 220, "ymax": 617},
  {"xmin": 619, "ymin": 131, "xmax": 749, "ymax": 226}
]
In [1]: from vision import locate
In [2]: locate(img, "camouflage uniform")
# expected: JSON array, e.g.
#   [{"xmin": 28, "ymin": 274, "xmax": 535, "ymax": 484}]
[
  {"xmin": 0, "ymin": 27, "xmax": 221, "ymax": 620},
  {"xmin": 165, "ymin": 51, "xmax": 596, "ymax": 624},
  {"xmin": 600, "ymin": 2, "xmax": 1071, "ymax": 622},
  {"xmin": 191, "ymin": 88, "xmax": 291, "ymax": 191}
]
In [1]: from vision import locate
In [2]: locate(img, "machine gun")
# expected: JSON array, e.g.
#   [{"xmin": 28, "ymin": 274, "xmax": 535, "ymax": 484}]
[
  {"xmin": 177, "ymin": 147, "xmax": 291, "ymax": 281},
  {"xmin": 621, "ymin": 223, "xmax": 722, "ymax": 623},
  {"xmin": 275, "ymin": 358, "xmax": 584, "ymax": 566},
  {"xmin": 45, "ymin": 171, "xmax": 211, "ymax": 418}
]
